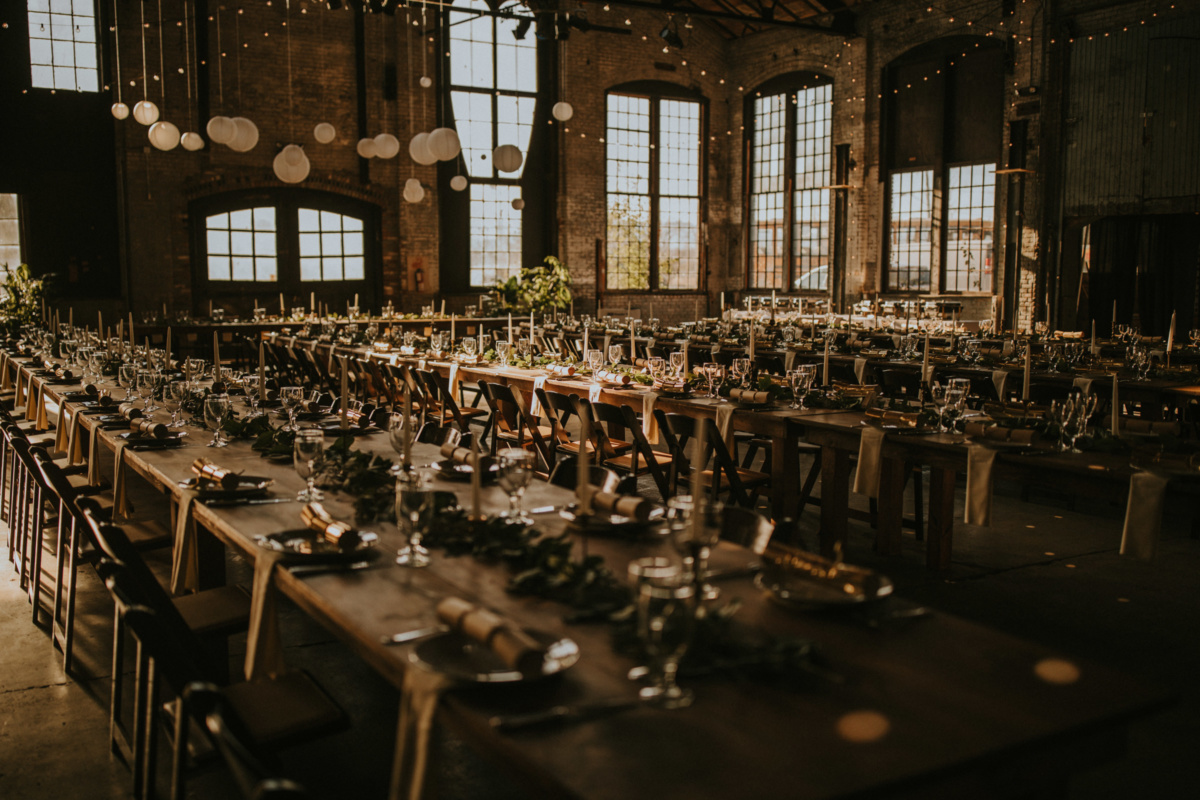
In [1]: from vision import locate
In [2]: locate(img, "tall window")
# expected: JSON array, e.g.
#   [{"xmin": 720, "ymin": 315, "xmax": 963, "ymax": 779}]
[
  {"xmin": 0, "ymin": 195, "xmax": 22, "ymax": 284},
  {"xmin": 206, "ymin": 208, "xmax": 277, "ymax": 282},
  {"xmin": 945, "ymin": 163, "xmax": 996, "ymax": 292},
  {"xmin": 27, "ymin": 0, "xmax": 99, "ymax": 92},
  {"xmin": 748, "ymin": 80, "xmax": 832, "ymax": 291},
  {"xmin": 605, "ymin": 89, "xmax": 703, "ymax": 291},
  {"xmin": 448, "ymin": 0, "xmax": 536, "ymax": 287},
  {"xmin": 298, "ymin": 209, "xmax": 364, "ymax": 282},
  {"xmin": 887, "ymin": 170, "xmax": 935, "ymax": 292}
]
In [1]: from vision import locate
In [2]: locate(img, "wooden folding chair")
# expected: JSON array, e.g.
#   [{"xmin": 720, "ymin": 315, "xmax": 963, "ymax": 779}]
[{"xmin": 477, "ymin": 381, "xmax": 554, "ymax": 473}]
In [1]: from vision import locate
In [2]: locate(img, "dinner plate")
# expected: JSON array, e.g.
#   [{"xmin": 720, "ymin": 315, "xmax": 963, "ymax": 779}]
[
  {"xmin": 180, "ymin": 475, "xmax": 274, "ymax": 501},
  {"xmin": 409, "ymin": 629, "xmax": 580, "ymax": 683},
  {"xmin": 255, "ymin": 528, "xmax": 380, "ymax": 564},
  {"xmin": 436, "ymin": 458, "xmax": 499, "ymax": 483},
  {"xmin": 319, "ymin": 423, "xmax": 379, "ymax": 437},
  {"xmin": 754, "ymin": 569, "xmax": 893, "ymax": 610},
  {"xmin": 118, "ymin": 431, "xmax": 188, "ymax": 447},
  {"xmin": 561, "ymin": 505, "xmax": 665, "ymax": 539}
]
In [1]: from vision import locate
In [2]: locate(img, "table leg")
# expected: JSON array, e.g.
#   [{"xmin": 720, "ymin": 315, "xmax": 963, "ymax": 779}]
[
  {"xmin": 875, "ymin": 456, "xmax": 906, "ymax": 556},
  {"xmin": 926, "ymin": 466, "xmax": 956, "ymax": 570},
  {"xmin": 772, "ymin": 429, "xmax": 801, "ymax": 520},
  {"xmin": 819, "ymin": 445, "xmax": 849, "ymax": 557}
]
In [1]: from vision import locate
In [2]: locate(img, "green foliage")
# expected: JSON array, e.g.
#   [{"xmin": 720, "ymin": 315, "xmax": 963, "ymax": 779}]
[
  {"xmin": 0, "ymin": 264, "xmax": 45, "ymax": 335},
  {"xmin": 492, "ymin": 256, "xmax": 573, "ymax": 314}
]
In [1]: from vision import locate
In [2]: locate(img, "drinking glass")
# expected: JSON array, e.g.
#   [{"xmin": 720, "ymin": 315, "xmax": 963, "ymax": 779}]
[
  {"xmin": 118, "ymin": 363, "xmax": 137, "ymax": 400},
  {"xmin": 496, "ymin": 448, "xmax": 535, "ymax": 524},
  {"xmin": 789, "ymin": 366, "xmax": 815, "ymax": 409},
  {"xmin": 608, "ymin": 344, "xmax": 624, "ymax": 367},
  {"xmin": 587, "ymin": 349, "xmax": 604, "ymax": 374},
  {"xmin": 496, "ymin": 340, "xmax": 512, "ymax": 364},
  {"xmin": 647, "ymin": 356, "xmax": 665, "ymax": 380},
  {"xmin": 628, "ymin": 557, "xmax": 695, "ymax": 708},
  {"xmin": 281, "ymin": 386, "xmax": 304, "ymax": 431},
  {"xmin": 242, "ymin": 374, "xmax": 261, "ymax": 415},
  {"xmin": 462, "ymin": 337, "xmax": 478, "ymax": 358},
  {"xmin": 293, "ymin": 428, "xmax": 325, "ymax": 501},
  {"xmin": 136, "ymin": 369, "xmax": 157, "ymax": 411},
  {"xmin": 732, "ymin": 358, "xmax": 752, "ymax": 389},
  {"xmin": 203, "ymin": 394, "xmax": 231, "ymax": 447},
  {"xmin": 517, "ymin": 338, "xmax": 531, "ymax": 360},
  {"xmin": 669, "ymin": 350, "xmax": 685, "ymax": 376},
  {"xmin": 666, "ymin": 495, "xmax": 723, "ymax": 600},
  {"xmin": 395, "ymin": 468, "xmax": 433, "ymax": 567},
  {"xmin": 166, "ymin": 380, "xmax": 187, "ymax": 427},
  {"xmin": 388, "ymin": 411, "xmax": 421, "ymax": 468}
]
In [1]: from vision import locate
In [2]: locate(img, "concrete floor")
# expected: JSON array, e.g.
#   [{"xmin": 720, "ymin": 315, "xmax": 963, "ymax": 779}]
[{"xmin": 1, "ymin": 461, "xmax": 1197, "ymax": 799}]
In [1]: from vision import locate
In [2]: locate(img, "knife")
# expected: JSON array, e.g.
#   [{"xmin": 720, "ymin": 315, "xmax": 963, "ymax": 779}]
[
  {"xmin": 489, "ymin": 696, "xmax": 653, "ymax": 731},
  {"xmin": 205, "ymin": 497, "xmax": 298, "ymax": 507},
  {"xmin": 381, "ymin": 624, "xmax": 450, "ymax": 645}
]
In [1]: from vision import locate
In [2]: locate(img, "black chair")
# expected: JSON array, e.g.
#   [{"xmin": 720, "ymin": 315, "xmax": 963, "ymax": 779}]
[
  {"xmin": 198, "ymin": 690, "xmax": 313, "ymax": 800},
  {"xmin": 547, "ymin": 462, "xmax": 622, "ymax": 494}
]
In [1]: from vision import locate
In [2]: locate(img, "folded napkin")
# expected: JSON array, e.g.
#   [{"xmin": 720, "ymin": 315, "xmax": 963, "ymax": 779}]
[
  {"xmin": 65, "ymin": 408, "xmax": 85, "ymax": 465},
  {"xmin": 1119, "ymin": 471, "xmax": 1170, "ymax": 560},
  {"xmin": 171, "ymin": 489, "xmax": 201, "ymax": 595},
  {"xmin": 440, "ymin": 441, "xmax": 483, "ymax": 468},
  {"xmin": 53, "ymin": 407, "xmax": 73, "ymax": 455},
  {"xmin": 964, "ymin": 444, "xmax": 996, "ymax": 526},
  {"xmin": 112, "ymin": 441, "xmax": 132, "ymax": 519},
  {"xmin": 642, "ymin": 391, "xmax": 660, "ymax": 445},
  {"xmin": 546, "ymin": 363, "xmax": 577, "ymax": 377},
  {"xmin": 587, "ymin": 490, "xmax": 653, "ymax": 522},
  {"xmin": 588, "ymin": 382, "xmax": 602, "ymax": 402},
  {"xmin": 29, "ymin": 381, "xmax": 49, "ymax": 430},
  {"xmin": 390, "ymin": 664, "xmax": 452, "ymax": 800},
  {"xmin": 962, "ymin": 422, "xmax": 1038, "ymax": 443},
  {"xmin": 715, "ymin": 403, "xmax": 735, "ymax": 450},
  {"xmin": 854, "ymin": 357, "xmax": 868, "ymax": 385},
  {"xmin": 852, "ymin": 426, "xmax": 885, "ymax": 499},
  {"xmin": 0, "ymin": 352, "xmax": 10, "ymax": 390},
  {"xmin": 784, "ymin": 350, "xmax": 799, "ymax": 371},
  {"xmin": 1072, "ymin": 376, "xmax": 1095, "ymax": 395},
  {"xmin": 528, "ymin": 376, "xmax": 547, "ymax": 417},
  {"xmin": 594, "ymin": 368, "xmax": 630, "ymax": 386},
  {"xmin": 991, "ymin": 370, "xmax": 1009, "ymax": 401},
  {"xmin": 1103, "ymin": 416, "xmax": 1182, "ymax": 437},
  {"xmin": 244, "ymin": 548, "xmax": 287, "ymax": 681},
  {"xmin": 728, "ymin": 388, "xmax": 772, "ymax": 405},
  {"xmin": 435, "ymin": 597, "xmax": 547, "ymax": 677}
]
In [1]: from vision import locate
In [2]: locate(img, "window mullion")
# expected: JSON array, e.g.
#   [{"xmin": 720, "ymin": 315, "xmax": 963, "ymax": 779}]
[
  {"xmin": 783, "ymin": 93, "xmax": 798, "ymax": 292},
  {"xmin": 649, "ymin": 98, "xmax": 660, "ymax": 291}
]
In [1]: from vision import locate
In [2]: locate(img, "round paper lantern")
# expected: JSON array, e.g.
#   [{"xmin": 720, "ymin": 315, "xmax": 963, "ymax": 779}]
[
  {"xmin": 449, "ymin": 175, "xmax": 468, "ymax": 192},
  {"xmin": 273, "ymin": 148, "xmax": 311, "ymax": 184},
  {"xmin": 493, "ymin": 144, "xmax": 523, "ymax": 173},
  {"xmin": 511, "ymin": 197, "xmax": 525, "ymax": 211},
  {"xmin": 227, "ymin": 117, "xmax": 259, "ymax": 152},
  {"xmin": 180, "ymin": 131, "xmax": 205, "ymax": 151},
  {"xmin": 356, "ymin": 137, "xmax": 377, "ymax": 158},
  {"xmin": 408, "ymin": 132, "xmax": 437, "ymax": 166},
  {"xmin": 374, "ymin": 132, "xmax": 400, "ymax": 159},
  {"xmin": 282, "ymin": 143, "xmax": 305, "ymax": 166},
  {"xmin": 403, "ymin": 178, "xmax": 425, "ymax": 204},
  {"xmin": 206, "ymin": 115, "xmax": 236, "ymax": 144},
  {"xmin": 111, "ymin": 102, "xmax": 130, "ymax": 120},
  {"xmin": 427, "ymin": 127, "xmax": 461, "ymax": 161},
  {"xmin": 132, "ymin": 100, "xmax": 160, "ymax": 126},
  {"xmin": 419, "ymin": 76, "xmax": 433, "ymax": 89},
  {"xmin": 313, "ymin": 122, "xmax": 336, "ymax": 144},
  {"xmin": 552, "ymin": 101, "xmax": 574, "ymax": 122},
  {"xmin": 148, "ymin": 120, "xmax": 181, "ymax": 151}
]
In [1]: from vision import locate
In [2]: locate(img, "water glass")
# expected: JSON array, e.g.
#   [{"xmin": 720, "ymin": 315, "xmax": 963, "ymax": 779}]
[
  {"xmin": 462, "ymin": 337, "xmax": 478, "ymax": 358},
  {"xmin": 669, "ymin": 350, "xmax": 685, "ymax": 376},
  {"xmin": 388, "ymin": 411, "xmax": 421, "ymax": 468},
  {"xmin": 497, "ymin": 448, "xmax": 535, "ymax": 524},
  {"xmin": 119, "ymin": 363, "xmax": 137, "ymax": 400},
  {"xmin": 395, "ymin": 468, "xmax": 433, "ymax": 568},
  {"xmin": 587, "ymin": 349, "xmax": 604, "ymax": 374},
  {"xmin": 628, "ymin": 557, "xmax": 695, "ymax": 708},
  {"xmin": 293, "ymin": 428, "xmax": 325, "ymax": 501},
  {"xmin": 203, "ymin": 394, "xmax": 232, "ymax": 447},
  {"xmin": 608, "ymin": 344, "xmax": 624, "ymax": 367},
  {"xmin": 281, "ymin": 386, "xmax": 304, "ymax": 431},
  {"xmin": 166, "ymin": 380, "xmax": 188, "ymax": 427},
  {"xmin": 496, "ymin": 340, "xmax": 512, "ymax": 364},
  {"xmin": 136, "ymin": 369, "xmax": 157, "ymax": 411},
  {"xmin": 242, "ymin": 374, "xmax": 261, "ymax": 415}
]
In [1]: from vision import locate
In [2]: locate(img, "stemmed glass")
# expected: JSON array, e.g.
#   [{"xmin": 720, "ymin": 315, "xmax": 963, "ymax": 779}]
[
  {"xmin": 608, "ymin": 344, "xmax": 624, "ymax": 367},
  {"xmin": 462, "ymin": 337, "xmax": 478, "ymax": 359},
  {"xmin": 388, "ymin": 410, "xmax": 421, "ymax": 469},
  {"xmin": 281, "ymin": 386, "xmax": 304, "ymax": 431},
  {"xmin": 929, "ymin": 383, "xmax": 949, "ymax": 431},
  {"xmin": 627, "ymin": 557, "xmax": 695, "ymax": 708},
  {"xmin": 517, "ymin": 338, "xmax": 532, "ymax": 361},
  {"xmin": 293, "ymin": 428, "xmax": 325, "ymax": 501},
  {"xmin": 731, "ymin": 358, "xmax": 752, "ymax": 389},
  {"xmin": 647, "ymin": 356, "xmax": 665, "ymax": 381},
  {"xmin": 242, "ymin": 374, "xmax": 261, "ymax": 416},
  {"xmin": 942, "ymin": 381, "xmax": 969, "ymax": 432},
  {"xmin": 166, "ymin": 380, "xmax": 188, "ymax": 427},
  {"xmin": 1063, "ymin": 392, "xmax": 1098, "ymax": 453},
  {"xmin": 587, "ymin": 349, "xmax": 604, "ymax": 375},
  {"xmin": 203, "ymin": 394, "xmax": 232, "ymax": 448},
  {"xmin": 118, "ymin": 363, "xmax": 137, "ymax": 400},
  {"xmin": 395, "ymin": 468, "xmax": 433, "ymax": 568},
  {"xmin": 496, "ymin": 448, "xmax": 535, "ymax": 524},
  {"xmin": 666, "ymin": 495, "xmax": 723, "ymax": 600},
  {"xmin": 496, "ymin": 340, "xmax": 512, "ymax": 365},
  {"xmin": 669, "ymin": 350, "xmax": 685, "ymax": 377},
  {"xmin": 789, "ymin": 366, "xmax": 816, "ymax": 409},
  {"xmin": 136, "ymin": 369, "xmax": 157, "ymax": 411}
]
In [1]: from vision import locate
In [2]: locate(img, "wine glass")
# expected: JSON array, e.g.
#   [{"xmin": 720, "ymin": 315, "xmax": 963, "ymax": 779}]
[
  {"xmin": 388, "ymin": 410, "xmax": 421, "ymax": 469},
  {"xmin": 462, "ymin": 336, "xmax": 478, "ymax": 358},
  {"xmin": 627, "ymin": 557, "xmax": 695, "ymax": 708},
  {"xmin": 281, "ymin": 386, "xmax": 303, "ymax": 431},
  {"xmin": 608, "ymin": 344, "xmax": 624, "ymax": 367},
  {"xmin": 203, "ymin": 394, "xmax": 231, "ymax": 447},
  {"xmin": 136, "ymin": 369, "xmax": 156, "ymax": 411},
  {"xmin": 666, "ymin": 495, "xmax": 723, "ymax": 601},
  {"xmin": 732, "ymin": 358, "xmax": 752, "ymax": 389},
  {"xmin": 517, "ymin": 338, "xmax": 531, "ymax": 360},
  {"xmin": 789, "ymin": 366, "xmax": 815, "ymax": 409},
  {"xmin": 395, "ymin": 468, "xmax": 433, "ymax": 568},
  {"xmin": 293, "ymin": 428, "xmax": 325, "ymax": 501},
  {"xmin": 647, "ymin": 356, "xmax": 665, "ymax": 380},
  {"xmin": 166, "ymin": 380, "xmax": 187, "ymax": 427},
  {"xmin": 587, "ymin": 349, "xmax": 604, "ymax": 375},
  {"xmin": 496, "ymin": 448, "xmax": 535, "ymax": 524},
  {"xmin": 118, "ymin": 363, "xmax": 137, "ymax": 400},
  {"xmin": 496, "ymin": 340, "xmax": 512, "ymax": 364},
  {"xmin": 242, "ymin": 374, "xmax": 261, "ymax": 416},
  {"xmin": 669, "ymin": 350, "xmax": 685, "ymax": 376}
]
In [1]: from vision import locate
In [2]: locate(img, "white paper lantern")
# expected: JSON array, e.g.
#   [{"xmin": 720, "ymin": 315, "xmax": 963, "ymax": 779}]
[
  {"xmin": 148, "ymin": 121, "xmax": 181, "ymax": 151},
  {"xmin": 427, "ymin": 127, "xmax": 461, "ymax": 161},
  {"xmin": 273, "ymin": 148, "xmax": 311, "ymax": 184},
  {"xmin": 552, "ymin": 101, "xmax": 574, "ymax": 122},
  {"xmin": 374, "ymin": 133, "xmax": 400, "ymax": 159},
  {"xmin": 450, "ymin": 175, "xmax": 468, "ymax": 192},
  {"xmin": 180, "ymin": 131, "xmax": 205, "ymax": 151},
  {"xmin": 132, "ymin": 100, "xmax": 160, "ymax": 126},
  {"xmin": 408, "ymin": 132, "xmax": 437, "ymax": 166},
  {"xmin": 313, "ymin": 122, "xmax": 336, "ymax": 144},
  {"xmin": 206, "ymin": 115, "xmax": 236, "ymax": 144},
  {"xmin": 419, "ymin": 76, "xmax": 433, "ymax": 88},
  {"xmin": 511, "ymin": 197, "xmax": 525, "ymax": 210},
  {"xmin": 356, "ymin": 137, "xmax": 377, "ymax": 158},
  {"xmin": 403, "ymin": 178, "xmax": 425, "ymax": 203},
  {"xmin": 111, "ymin": 102, "xmax": 130, "ymax": 120},
  {"xmin": 227, "ymin": 117, "xmax": 259, "ymax": 152},
  {"xmin": 493, "ymin": 144, "xmax": 523, "ymax": 173}
]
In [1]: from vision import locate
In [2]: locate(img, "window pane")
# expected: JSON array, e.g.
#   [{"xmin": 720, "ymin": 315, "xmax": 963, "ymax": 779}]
[
  {"xmin": 254, "ymin": 231, "xmax": 275, "ymax": 257},
  {"xmin": 452, "ymin": 90, "xmax": 494, "ymax": 179},
  {"xmin": 322, "ymin": 256, "xmax": 343, "ymax": 281},
  {"xmin": 300, "ymin": 257, "xmax": 321, "ymax": 282},
  {"xmin": 27, "ymin": 0, "xmax": 98, "ymax": 91},
  {"xmin": 344, "ymin": 257, "xmax": 365, "ymax": 281},
  {"xmin": 230, "ymin": 231, "xmax": 253, "ymax": 256},
  {"xmin": 0, "ymin": 194, "xmax": 21, "ymax": 283},
  {"xmin": 229, "ymin": 209, "xmax": 252, "ymax": 229},
  {"xmin": 659, "ymin": 197, "xmax": 699, "ymax": 290},
  {"xmin": 749, "ymin": 93, "xmax": 788, "ymax": 290},
  {"xmin": 299, "ymin": 232, "xmax": 320, "ymax": 257},
  {"xmin": 254, "ymin": 207, "xmax": 276, "ymax": 230},
  {"xmin": 606, "ymin": 194, "xmax": 650, "ymax": 290},
  {"xmin": 945, "ymin": 163, "xmax": 996, "ymax": 292},
  {"xmin": 203, "ymin": 207, "xmax": 276, "ymax": 282},
  {"xmin": 231, "ymin": 256, "xmax": 254, "ymax": 281},
  {"xmin": 468, "ymin": 183, "xmax": 522, "ymax": 287},
  {"xmin": 255, "ymin": 257, "xmax": 276, "ymax": 282},
  {"xmin": 298, "ymin": 208, "xmax": 320, "ymax": 231},
  {"xmin": 888, "ymin": 170, "xmax": 935, "ymax": 292},
  {"xmin": 793, "ymin": 84, "xmax": 832, "ymax": 291},
  {"xmin": 343, "ymin": 232, "xmax": 363, "ymax": 257},
  {"xmin": 207, "ymin": 256, "xmax": 230, "ymax": 281}
]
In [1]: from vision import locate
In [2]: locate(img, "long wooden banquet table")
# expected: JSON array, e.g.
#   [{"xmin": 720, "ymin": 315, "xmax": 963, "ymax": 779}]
[
  {"xmin": 6, "ymin": 354, "xmax": 1173, "ymax": 798},
  {"xmin": 276, "ymin": 337, "xmax": 1200, "ymax": 571}
]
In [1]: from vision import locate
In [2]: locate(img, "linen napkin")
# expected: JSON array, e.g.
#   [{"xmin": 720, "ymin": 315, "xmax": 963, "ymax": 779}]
[
  {"xmin": 170, "ymin": 489, "xmax": 201, "ymax": 595},
  {"xmin": 87, "ymin": 422, "xmax": 104, "ymax": 486},
  {"xmin": 111, "ymin": 440, "xmax": 132, "ymax": 519},
  {"xmin": 854, "ymin": 357, "xmax": 868, "ymax": 385},
  {"xmin": 64, "ymin": 408, "xmax": 85, "ymax": 465},
  {"xmin": 852, "ymin": 426, "xmax": 885, "ymax": 498},
  {"xmin": 244, "ymin": 548, "xmax": 287, "ymax": 681},
  {"xmin": 447, "ymin": 363, "xmax": 459, "ymax": 399},
  {"xmin": 14, "ymin": 368, "xmax": 25, "ymax": 407},
  {"xmin": 715, "ymin": 403, "xmax": 735, "ymax": 450},
  {"xmin": 528, "ymin": 375, "xmax": 547, "ymax": 417},
  {"xmin": 991, "ymin": 370, "xmax": 1009, "ymax": 401},
  {"xmin": 784, "ymin": 350, "xmax": 798, "ymax": 371},
  {"xmin": 1119, "ymin": 471, "xmax": 1170, "ymax": 560},
  {"xmin": 0, "ymin": 352, "xmax": 11, "ymax": 390},
  {"xmin": 53, "ymin": 407, "xmax": 72, "ymax": 455},
  {"xmin": 964, "ymin": 444, "xmax": 996, "ymax": 526},
  {"xmin": 587, "ymin": 490, "xmax": 653, "ymax": 522},
  {"xmin": 389, "ymin": 666, "xmax": 452, "ymax": 800},
  {"xmin": 588, "ymin": 382, "xmax": 602, "ymax": 402},
  {"xmin": 642, "ymin": 390, "xmax": 660, "ymax": 445},
  {"xmin": 1072, "ymin": 376, "xmax": 1094, "ymax": 395},
  {"xmin": 435, "ymin": 597, "xmax": 547, "ymax": 677}
]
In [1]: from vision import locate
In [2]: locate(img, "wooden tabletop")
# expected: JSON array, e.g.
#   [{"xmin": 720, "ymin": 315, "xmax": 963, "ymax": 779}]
[{"xmin": 7, "ymin": 356, "xmax": 1174, "ymax": 799}]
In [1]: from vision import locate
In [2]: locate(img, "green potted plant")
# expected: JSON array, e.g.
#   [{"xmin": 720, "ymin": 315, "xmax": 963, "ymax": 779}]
[
  {"xmin": 0, "ymin": 263, "xmax": 45, "ymax": 336},
  {"xmin": 492, "ymin": 256, "xmax": 573, "ymax": 315}
]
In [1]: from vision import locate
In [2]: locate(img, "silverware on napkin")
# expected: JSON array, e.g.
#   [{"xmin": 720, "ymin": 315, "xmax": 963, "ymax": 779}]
[
  {"xmin": 380, "ymin": 624, "xmax": 450, "ymax": 645},
  {"xmin": 490, "ymin": 696, "xmax": 657, "ymax": 731}
]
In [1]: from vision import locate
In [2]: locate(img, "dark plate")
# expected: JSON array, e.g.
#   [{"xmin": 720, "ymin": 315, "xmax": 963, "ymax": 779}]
[
  {"xmin": 119, "ymin": 430, "xmax": 187, "ymax": 443},
  {"xmin": 274, "ymin": 409, "xmax": 328, "ymax": 422},
  {"xmin": 562, "ymin": 505, "xmax": 666, "ymax": 539},
  {"xmin": 180, "ymin": 475, "xmax": 274, "ymax": 501},
  {"xmin": 319, "ymin": 423, "xmax": 379, "ymax": 437},
  {"xmin": 255, "ymin": 528, "xmax": 380, "ymax": 565},
  {"xmin": 754, "ymin": 570, "xmax": 893, "ymax": 610},
  {"xmin": 409, "ymin": 629, "xmax": 580, "ymax": 683},
  {"xmin": 436, "ymin": 458, "xmax": 500, "ymax": 483}
]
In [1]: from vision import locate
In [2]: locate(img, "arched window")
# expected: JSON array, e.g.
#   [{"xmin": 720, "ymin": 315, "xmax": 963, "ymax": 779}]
[
  {"xmin": 746, "ymin": 75, "xmax": 833, "ymax": 292},
  {"xmin": 447, "ymin": 0, "xmax": 537, "ymax": 288},
  {"xmin": 192, "ymin": 190, "xmax": 379, "ymax": 311},
  {"xmin": 605, "ymin": 82, "xmax": 705, "ymax": 291},
  {"xmin": 883, "ymin": 37, "xmax": 1004, "ymax": 294}
]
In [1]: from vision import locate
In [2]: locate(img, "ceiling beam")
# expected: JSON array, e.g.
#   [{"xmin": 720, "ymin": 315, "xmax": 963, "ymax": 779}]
[{"xmin": 597, "ymin": 0, "xmax": 857, "ymax": 36}]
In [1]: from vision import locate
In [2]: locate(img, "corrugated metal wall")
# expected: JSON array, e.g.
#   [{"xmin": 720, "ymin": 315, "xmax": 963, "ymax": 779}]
[{"xmin": 1063, "ymin": 11, "xmax": 1200, "ymax": 215}]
